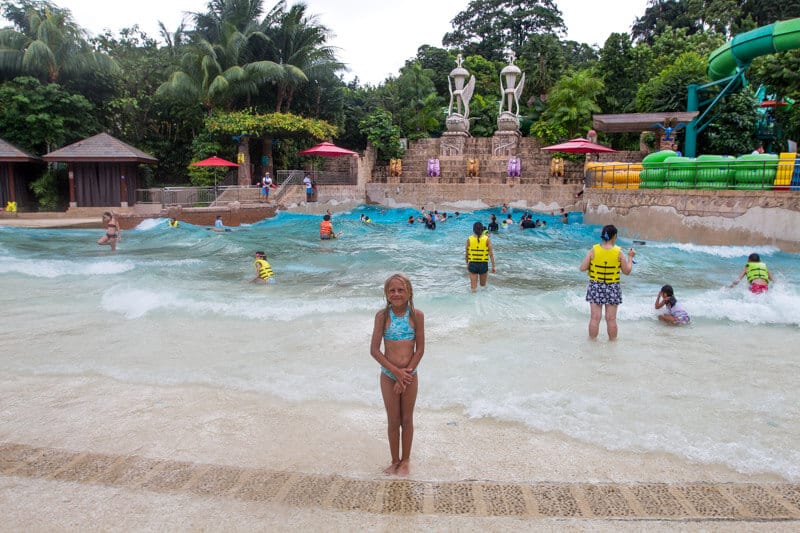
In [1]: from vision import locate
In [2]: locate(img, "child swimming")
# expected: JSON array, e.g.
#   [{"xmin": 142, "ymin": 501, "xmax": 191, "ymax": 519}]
[
  {"xmin": 369, "ymin": 273, "xmax": 425, "ymax": 476},
  {"xmin": 654, "ymin": 284, "xmax": 690, "ymax": 325},
  {"xmin": 731, "ymin": 253, "xmax": 774, "ymax": 294}
]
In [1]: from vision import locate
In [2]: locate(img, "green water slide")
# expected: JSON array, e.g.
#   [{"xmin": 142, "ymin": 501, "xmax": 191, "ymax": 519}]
[
  {"xmin": 684, "ymin": 18, "xmax": 800, "ymax": 156},
  {"xmin": 708, "ymin": 18, "xmax": 800, "ymax": 81}
]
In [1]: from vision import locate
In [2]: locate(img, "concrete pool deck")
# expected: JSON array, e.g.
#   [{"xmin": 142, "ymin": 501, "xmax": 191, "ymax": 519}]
[{"xmin": 1, "ymin": 376, "xmax": 799, "ymax": 531}]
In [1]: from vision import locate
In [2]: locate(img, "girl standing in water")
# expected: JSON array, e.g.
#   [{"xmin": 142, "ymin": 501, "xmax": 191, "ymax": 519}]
[
  {"xmin": 579, "ymin": 224, "xmax": 635, "ymax": 340},
  {"xmin": 370, "ymin": 273, "xmax": 425, "ymax": 475},
  {"xmin": 97, "ymin": 211, "xmax": 120, "ymax": 251}
]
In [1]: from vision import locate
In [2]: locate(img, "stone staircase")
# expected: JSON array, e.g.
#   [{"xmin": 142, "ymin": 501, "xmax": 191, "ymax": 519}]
[{"xmin": 381, "ymin": 136, "xmax": 586, "ymax": 185}]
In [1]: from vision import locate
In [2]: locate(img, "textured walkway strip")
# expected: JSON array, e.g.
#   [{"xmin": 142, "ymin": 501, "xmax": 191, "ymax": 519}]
[{"xmin": 2, "ymin": 443, "xmax": 800, "ymax": 521}]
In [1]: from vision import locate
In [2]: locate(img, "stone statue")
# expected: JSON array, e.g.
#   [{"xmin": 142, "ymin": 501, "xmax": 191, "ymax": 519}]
[
  {"xmin": 497, "ymin": 52, "xmax": 525, "ymax": 132},
  {"xmin": 446, "ymin": 54, "xmax": 476, "ymax": 133}
]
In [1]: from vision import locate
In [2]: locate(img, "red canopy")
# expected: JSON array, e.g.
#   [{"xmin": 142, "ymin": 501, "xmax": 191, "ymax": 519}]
[
  {"xmin": 542, "ymin": 138, "xmax": 616, "ymax": 154},
  {"xmin": 190, "ymin": 156, "xmax": 239, "ymax": 167},
  {"xmin": 759, "ymin": 100, "xmax": 789, "ymax": 108},
  {"xmin": 298, "ymin": 142, "xmax": 357, "ymax": 157}
]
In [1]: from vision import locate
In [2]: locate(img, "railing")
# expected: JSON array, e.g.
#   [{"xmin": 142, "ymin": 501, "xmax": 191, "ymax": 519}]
[{"xmin": 136, "ymin": 186, "xmax": 261, "ymax": 207}]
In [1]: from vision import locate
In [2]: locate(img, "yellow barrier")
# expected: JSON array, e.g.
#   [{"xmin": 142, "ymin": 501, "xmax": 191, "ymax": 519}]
[
  {"xmin": 775, "ymin": 152, "xmax": 796, "ymax": 186},
  {"xmin": 588, "ymin": 162, "xmax": 641, "ymax": 188}
]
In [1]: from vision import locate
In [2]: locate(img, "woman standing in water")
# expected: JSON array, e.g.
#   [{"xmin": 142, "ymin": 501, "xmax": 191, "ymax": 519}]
[
  {"xmin": 579, "ymin": 224, "xmax": 635, "ymax": 340},
  {"xmin": 97, "ymin": 211, "xmax": 120, "ymax": 251},
  {"xmin": 370, "ymin": 273, "xmax": 425, "ymax": 475}
]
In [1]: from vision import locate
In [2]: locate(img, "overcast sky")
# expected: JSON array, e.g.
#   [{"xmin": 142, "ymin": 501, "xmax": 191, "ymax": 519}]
[{"xmin": 21, "ymin": 0, "xmax": 650, "ymax": 85}]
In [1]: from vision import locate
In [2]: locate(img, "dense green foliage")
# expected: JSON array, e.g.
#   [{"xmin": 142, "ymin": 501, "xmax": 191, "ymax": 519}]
[{"xmin": 1, "ymin": 0, "xmax": 800, "ymax": 207}]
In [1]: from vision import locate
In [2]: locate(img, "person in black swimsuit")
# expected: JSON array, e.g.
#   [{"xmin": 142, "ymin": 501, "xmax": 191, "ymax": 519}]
[{"xmin": 97, "ymin": 211, "xmax": 120, "ymax": 251}]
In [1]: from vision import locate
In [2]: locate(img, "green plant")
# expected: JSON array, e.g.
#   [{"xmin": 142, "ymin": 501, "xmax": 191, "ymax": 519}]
[{"xmin": 29, "ymin": 168, "xmax": 64, "ymax": 211}]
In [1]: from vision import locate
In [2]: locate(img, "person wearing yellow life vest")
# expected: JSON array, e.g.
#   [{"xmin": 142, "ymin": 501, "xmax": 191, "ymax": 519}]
[
  {"xmin": 579, "ymin": 224, "xmax": 635, "ymax": 340},
  {"xmin": 250, "ymin": 251, "xmax": 275, "ymax": 284},
  {"xmin": 731, "ymin": 252, "xmax": 774, "ymax": 294},
  {"xmin": 465, "ymin": 221, "xmax": 496, "ymax": 292},
  {"xmin": 168, "ymin": 218, "xmax": 179, "ymax": 228}
]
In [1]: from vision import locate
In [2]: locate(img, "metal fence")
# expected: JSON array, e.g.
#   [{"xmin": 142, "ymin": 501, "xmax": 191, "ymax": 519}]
[
  {"xmin": 136, "ymin": 185, "xmax": 261, "ymax": 207},
  {"xmin": 136, "ymin": 169, "xmax": 357, "ymax": 207}
]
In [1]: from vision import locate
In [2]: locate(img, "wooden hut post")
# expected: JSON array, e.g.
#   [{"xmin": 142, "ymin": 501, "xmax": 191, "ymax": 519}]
[
  {"xmin": 68, "ymin": 165, "xmax": 77, "ymax": 207},
  {"xmin": 120, "ymin": 170, "xmax": 128, "ymax": 207},
  {"xmin": 6, "ymin": 164, "xmax": 16, "ymax": 203}
]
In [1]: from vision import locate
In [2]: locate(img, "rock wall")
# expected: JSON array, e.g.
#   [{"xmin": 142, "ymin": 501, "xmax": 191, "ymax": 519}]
[{"xmin": 584, "ymin": 189, "xmax": 800, "ymax": 252}]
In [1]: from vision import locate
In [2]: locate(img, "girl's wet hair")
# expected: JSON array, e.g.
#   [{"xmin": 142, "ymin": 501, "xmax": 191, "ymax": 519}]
[
  {"xmin": 661, "ymin": 284, "xmax": 677, "ymax": 307},
  {"xmin": 473, "ymin": 221, "xmax": 484, "ymax": 236},
  {"xmin": 382, "ymin": 273, "xmax": 416, "ymax": 331},
  {"xmin": 600, "ymin": 224, "xmax": 617, "ymax": 242},
  {"xmin": 748, "ymin": 253, "xmax": 761, "ymax": 262}
]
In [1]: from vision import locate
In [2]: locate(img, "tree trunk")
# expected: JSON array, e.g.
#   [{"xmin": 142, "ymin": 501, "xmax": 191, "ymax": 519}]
[
  {"xmin": 262, "ymin": 136, "xmax": 274, "ymax": 179},
  {"xmin": 237, "ymin": 136, "xmax": 251, "ymax": 186}
]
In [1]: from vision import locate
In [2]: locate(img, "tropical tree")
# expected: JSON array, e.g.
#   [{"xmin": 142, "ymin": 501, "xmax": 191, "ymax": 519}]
[
  {"xmin": 358, "ymin": 108, "xmax": 403, "ymax": 163},
  {"xmin": 597, "ymin": 32, "xmax": 653, "ymax": 114},
  {"xmin": 0, "ymin": 0, "xmax": 118, "ymax": 84},
  {"xmin": 156, "ymin": 21, "xmax": 283, "ymax": 112},
  {"xmin": 635, "ymin": 51, "xmax": 707, "ymax": 112},
  {"xmin": 541, "ymin": 68, "xmax": 604, "ymax": 138},
  {"xmin": 257, "ymin": 1, "xmax": 342, "ymax": 113},
  {"xmin": 443, "ymin": 0, "xmax": 565, "ymax": 61}
]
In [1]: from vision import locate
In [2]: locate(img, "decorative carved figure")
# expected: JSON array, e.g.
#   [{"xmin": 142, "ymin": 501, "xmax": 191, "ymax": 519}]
[
  {"xmin": 550, "ymin": 157, "xmax": 564, "ymax": 177},
  {"xmin": 427, "ymin": 158, "xmax": 441, "ymax": 177},
  {"xmin": 507, "ymin": 157, "xmax": 521, "ymax": 177},
  {"xmin": 466, "ymin": 158, "xmax": 480, "ymax": 177},
  {"xmin": 389, "ymin": 158, "xmax": 403, "ymax": 177},
  {"xmin": 446, "ymin": 54, "xmax": 476, "ymax": 133}
]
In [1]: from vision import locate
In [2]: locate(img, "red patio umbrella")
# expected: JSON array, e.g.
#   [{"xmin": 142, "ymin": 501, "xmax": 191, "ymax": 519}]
[
  {"xmin": 298, "ymin": 142, "xmax": 357, "ymax": 157},
  {"xmin": 190, "ymin": 156, "xmax": 239, "ymax": 200},
  {"xmin": 541, "ymin": 138, "xmax": 616, "ymax": 154}
]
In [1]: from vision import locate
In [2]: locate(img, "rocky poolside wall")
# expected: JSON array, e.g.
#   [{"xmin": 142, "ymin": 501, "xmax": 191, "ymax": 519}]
[{"xmin": 583, "ymin": 189, "xmax": 800, "ymax": 252}]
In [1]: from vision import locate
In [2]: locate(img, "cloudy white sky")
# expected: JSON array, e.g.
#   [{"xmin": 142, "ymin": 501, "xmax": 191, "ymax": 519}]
[{"xmin": 47, "ymin": 1, "xmax": 649, "ymax": 85}]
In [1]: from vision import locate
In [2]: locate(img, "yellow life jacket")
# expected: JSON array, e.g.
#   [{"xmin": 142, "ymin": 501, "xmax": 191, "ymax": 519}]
[
  {"xmin": 168, "ymin": 219, "xmax": 178, "ymax": 227},
  {"xmin": 588, "ymin": 244, "xmax": 621, "ymax": 283},
  {"xmin": 254, "ymin": 258, "xmax": 274, "ymax": 279},
  {"xmin": 745, "ymin": 262, "xmax": 769, "ymax": 284},
  {"xmin": 467, "ymin": 234, "xmax": 489, "ymax": 262}
]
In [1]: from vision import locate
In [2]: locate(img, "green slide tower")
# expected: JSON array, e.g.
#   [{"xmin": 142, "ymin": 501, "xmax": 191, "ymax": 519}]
[{"xmin": 684, "ymin": 18, "xmax": 800, "ymax": 157}]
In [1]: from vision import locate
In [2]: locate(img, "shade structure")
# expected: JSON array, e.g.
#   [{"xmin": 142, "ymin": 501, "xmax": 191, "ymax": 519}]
[
  {"xmin": 190, "ymin": 156, "xmax": 238, "ymax": 201},
  {"xmin": 190, "ymin": 156, "xmax": 239, "ymax": 167},
  {"xmin": 759, "ymin": 100, "xmax": 789, "ymax": 108},
  {"xmin": 541, "ymin": 138, "xmax": 616, "ymax": 154},
  {"xmin": 298, "ymin": 142, "xmax": 357, "ymax": 157}
]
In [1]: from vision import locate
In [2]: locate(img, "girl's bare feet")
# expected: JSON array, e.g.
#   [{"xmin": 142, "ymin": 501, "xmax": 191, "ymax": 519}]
[
  {"xmin": 383, "ymin": 462, "xmax": 400, "ymax": 475},
  {"xmin": 395, "ymin": 460, "xmax": 410, "ymax": 476}
]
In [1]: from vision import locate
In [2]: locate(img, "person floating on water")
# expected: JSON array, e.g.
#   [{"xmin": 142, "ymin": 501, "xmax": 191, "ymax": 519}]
[
  {"xmin": 168, "ymin": 217, "xmax": 179, "ymax": 228},
  {"xmin": 97, "ymin": 211, "xmax": 120, "ymax": 251},
  {"xmin": 360, "ymin": 213, "xmax": 372, "ymax": 223},
  {"xmin": 466, "ymin": 221, "xmax": 496, "ymax": 292},
  {"xmin": 407, "ymin": 216, "xmax": 415, "ymax": 224},
  {"xmin": 250, "ymin": 251, "xmax": 275, "ymax": 284},
  {"xmin": 560, "ymin": 208, "xmax": 568, "ymax": 224},
  {"xmin": 730, "ymin": 253, "xmax": 774, "ymax": 294},
  {"xmin": 655, "ymin": 284, "xmax": 690, "ymax": 325},
  {"xmin": 320, "ymin": 213, "xmax": 340, "ymax": 239},
  {"xmin": 209, "ymin": 215, "xmax": 231, "ymax": 232},
  {"xmin": 369, "ymin": 273, "xmax": 425, "ymax": 476},
  {"xmin": 579, "ymin": 224, "xmax": 635, "ymax": 340}
]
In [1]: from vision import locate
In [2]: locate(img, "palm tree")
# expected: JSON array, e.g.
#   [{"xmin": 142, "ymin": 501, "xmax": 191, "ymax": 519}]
[
  {"xmin": 543, "ymin": 69, "xmax": 604, "ymax": 138},
  {"xmin": 0, "ymin": 0, "xmax": 118, "ymax": 84},
  {"xmin": 156, "ymin": 20, "xmax": 283, "ymax": 112},
  {"xmin": 258, "ymin": 1, "xmax": 342, "ymax": 112}
]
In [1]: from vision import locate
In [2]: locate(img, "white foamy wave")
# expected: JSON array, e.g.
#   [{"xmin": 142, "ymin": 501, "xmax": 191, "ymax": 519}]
[
  {"xmin": 134, "ymin": 218, "xmax": 165, "ymax": 231},
  {"xmin": 651, "ymin": 242, "xmax": 778, "ymax": 259},
  {"xmin": 101, "ymin": 285, "xmax": 377, "ymax": 320},
  {"xmin": 0, "ymin": 258, "xmax": 135, "ymax": 278}
]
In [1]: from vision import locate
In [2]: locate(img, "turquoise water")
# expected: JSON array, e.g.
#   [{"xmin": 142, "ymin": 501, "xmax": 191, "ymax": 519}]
[{"xmin": 1, "ymin": 205, "xmax": 799, "ymax": 480}]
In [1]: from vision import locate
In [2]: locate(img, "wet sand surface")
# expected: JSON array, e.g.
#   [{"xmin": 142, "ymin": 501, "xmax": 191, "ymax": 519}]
[{"xmin": 1, "ymin": 375, "xmax": 798, "ymax": 530}]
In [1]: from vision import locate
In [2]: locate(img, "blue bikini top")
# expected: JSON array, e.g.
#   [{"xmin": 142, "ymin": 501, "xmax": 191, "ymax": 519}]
[{"xmin": 384, "ymin": 307, "xmax": 415, "ymax": 341}]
